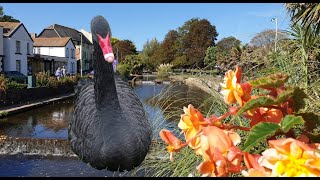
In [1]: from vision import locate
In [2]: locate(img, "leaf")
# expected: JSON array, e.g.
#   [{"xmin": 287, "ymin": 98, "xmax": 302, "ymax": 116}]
[
  {"xmin": 242, "ymin": 122, "xmax": 280, "ymax": 152},
  {"xmin": 280, "ymin": 115, "xmax": 305, "ymax": 133},
  {"xmin": 290, "ymin": 87, "xmax": 309, "ymax": 112},
  {"xmin": 235, "ymin": 96, "xmax": 275, "ymax": 117},
  {"xmin": 234, "ymin": 87, "xmax": 296, "ymax": 118},
  {"xmin": 248, "ymin": 73, "xmax": 289, "ymax": 89},
  {"xmin": 295, "ymin": 112, "xmax": 320, "ymax": 132}
]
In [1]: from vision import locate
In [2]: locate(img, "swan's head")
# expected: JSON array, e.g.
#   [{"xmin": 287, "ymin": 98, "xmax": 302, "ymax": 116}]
[{"xmin": 97, "ymin": 32, "xmax": 115, "ymax": 63}]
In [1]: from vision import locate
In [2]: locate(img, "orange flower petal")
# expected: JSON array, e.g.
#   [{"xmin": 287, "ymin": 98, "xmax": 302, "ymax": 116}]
[
  {"xmin": 197, "ymin": 161, "xmax": 216, "ymax": 177},
  {"xmin": 159, "ymin": 129, "xmax": 182, "ymax": 150}
]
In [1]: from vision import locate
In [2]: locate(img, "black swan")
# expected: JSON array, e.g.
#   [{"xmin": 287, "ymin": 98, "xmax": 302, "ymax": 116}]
[{"xmin": 68, "ymin": 15, "xmax": 152, "ymax": 172}]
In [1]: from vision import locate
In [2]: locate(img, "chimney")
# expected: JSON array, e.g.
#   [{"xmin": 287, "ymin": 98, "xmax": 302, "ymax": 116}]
[{"xmin": 30, "ymin": 33, "xmax": 37, "ymax": 38}]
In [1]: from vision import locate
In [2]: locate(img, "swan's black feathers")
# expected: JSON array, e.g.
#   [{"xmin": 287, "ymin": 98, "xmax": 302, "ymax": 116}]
[{"xmin": 68, "ymin": 15, "xmax": 152, "ymax": 172}]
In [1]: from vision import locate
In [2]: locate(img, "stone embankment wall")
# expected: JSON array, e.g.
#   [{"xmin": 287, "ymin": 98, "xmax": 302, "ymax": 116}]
[{"xmin": 0, "ymin": 85, "xmax": 74, "ymax": 108}]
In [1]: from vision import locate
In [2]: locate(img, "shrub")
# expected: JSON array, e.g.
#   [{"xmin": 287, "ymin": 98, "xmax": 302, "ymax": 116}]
[
  {"xmin": 117, "ymin": 63, "xmax": 131, "ymax": 79},
  {"xmin": 0, "ymin": 75, "xmax": 9, "ymax": 92},
  {"xmin": 35, "ymin": 72, "xmax": 50, "ymax": 87},
  {"xmin": 7, "ymin": 81, "xmax": 27, "ymax": 89},
  {"xmin": 157, "ymin": 63, "xmax": 173, "ymax": 79}
]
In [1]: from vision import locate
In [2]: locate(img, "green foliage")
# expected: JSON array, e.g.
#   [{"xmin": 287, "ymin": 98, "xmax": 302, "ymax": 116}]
[
  {"xmin": 0, "ymin": 74, "xmax": 9, "ymax": 92},
  {"xmin": 111, "ymin": 37, "xmax": 120, "ymax": 46},
  {"xmin": 285, "ymin": 3, "xmax": 320, "ymax": 35},
  {"xmin": 234, "ymin": 86, "xmax": 296, "ymax": 118},
  {"xmin": 116, "ymin": 63, "xmax": 131, "ymax": 79},
  {"xmin": 0, "ymin": 6, "xmax": 20, "ymax": 22},
  {"xmin": 141, "ymin": 38, "xmax": 161, "ymax": 71},
  {"xmin": 248, "ymin": 73, "xmax": 289, "ymax": 89},
  {"xmin": 280, "ymin": 115, "xmax": 305, "ymax": 133},
  {"xmin": 35, "ymin": 72, "xmax": 50, "ymax": 87},
  {"xmin": 216, "ymin": 36, "xmax": 241, "ymax": 52},
  {"xmin": 204, "ymin": 46, "xmax": 217, "ymax": 68},
  {"xmin": 156, "ymin": 63, "xmax": 173, "ymax": 79},
  {"xmin": 242, "ymin": 122, "xmax": 280, "ymax": 152},
  {"xmin": 113, "ymin": 39, "xmax": 137, "ymax": 62},
  {"xmin": 122, "ymin": 54, "xmax": 145, "ymax": 75},
  {"xmin": 35, "ymin": 72, "xmax": 78, "ymax": 88},
  {"xmin": 7, "ymin": 81, "xmax": 27, "ymax": 89}
]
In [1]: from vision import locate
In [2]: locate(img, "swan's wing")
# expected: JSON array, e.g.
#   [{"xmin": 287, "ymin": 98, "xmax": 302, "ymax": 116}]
[
  {"xmin": 115, "ymin": 77, "xmax": 152, "ymax": 155},
  {"xmin": 69, "ymin": 80, "xmax": 98, "ymax": 162}
]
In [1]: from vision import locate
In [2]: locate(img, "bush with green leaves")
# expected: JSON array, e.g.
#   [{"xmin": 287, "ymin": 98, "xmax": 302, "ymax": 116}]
[
  {"xmin": 156, "ymin": 63, "xmax": 173, "ymax": 79},
  {"xmin": 116, "ymin": 63, "xmax": 130, "ymax": 80}
]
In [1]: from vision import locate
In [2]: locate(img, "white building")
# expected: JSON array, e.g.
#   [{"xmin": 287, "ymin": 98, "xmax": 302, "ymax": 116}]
[
  {"xmin": 0, "ymin": 22, "xmax": 33, "ymax": 76},
  {"xmin": 0, "ymin": 26, "xmax": 4, "ymax": 72},
  {"xmin": 38, "ymin": 24, "xmax": 93, "ymax": 73},
  {"xmin": 32, "ymin": 37, "xmax": 77, "ymax": 75}
]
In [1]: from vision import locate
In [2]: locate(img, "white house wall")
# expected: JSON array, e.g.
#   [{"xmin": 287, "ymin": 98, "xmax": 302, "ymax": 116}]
[
  {"xmin": 34, "ymin": 39, "xmax": 77, "ymax": 75},
  {"xmin": 3, "ymin": 25, "xmax": 33, "ymax": 76},
  {"xmin": 38, "ymin": 47, "xmax": 65, "ymax": 57},
  {"xmin": 66, "ymin": 40, "xmax": 76, "ymax": 74}
]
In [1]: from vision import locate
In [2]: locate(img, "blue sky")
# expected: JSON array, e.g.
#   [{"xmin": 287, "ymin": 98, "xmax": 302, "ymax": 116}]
[{"xmin": 1, "ymin": 3, "xmax": 291, "ymax": 51}]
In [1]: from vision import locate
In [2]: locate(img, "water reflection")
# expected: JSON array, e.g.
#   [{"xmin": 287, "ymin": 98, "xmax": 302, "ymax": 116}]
[
  {"xmin": 0, "ymin": 83, "xmax": 212, "ymax": 177},
  {"xmin": 0, "ymin": 83, "xmax": 211, "ymax": 140},
  {"xmin": 0, "ymin": 100, "xmax": 74, "ymax": 139}
]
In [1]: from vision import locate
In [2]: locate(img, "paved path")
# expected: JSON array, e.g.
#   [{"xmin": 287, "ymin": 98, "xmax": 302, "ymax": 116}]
[{"xmin": 0, "ymin": 93, "xmax": 75, "ymax": 117}]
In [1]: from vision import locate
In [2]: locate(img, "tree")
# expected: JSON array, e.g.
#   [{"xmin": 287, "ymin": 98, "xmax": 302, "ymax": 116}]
[
  {"xmin": 250, "ymin": 29, "xmax": 288, "ymax": 48},
  {"xmin": 285, "ymin": 23, "xmax": 320, "ymax": 88},
  {"xmin": 113, "ymin": 39, "xmax": 137, "ymax": 62},
  {"xmin": 141, "ymin": 38, "xmax": 160, "ymax": 71},
  {"xmin": 177, "ymin": 18, "xmax": 218, "ymax": 68},
  {"xmin": 151, "ymin": 30, "xmax": 180, "ymax": 68},
  {"xmin": 285, "ymin": 3, "xmax": 320, "ymax": 35},
  {"xmin": 111, "ymin": 37, "xmax": 120, "ymax": 46},
  {"xmin": 0, "ymin": 6, "xmax": 20, "ymax": 22},
  {"xmin": 204, "ymin": 46, "xmax": 217, "ymax": 68},
  {"xmin": 122, "ymin": 54, "xmax": 145, "ymax": 75},
  {"xmin": 216, "ymin": 36, "xmax": 241, "ymax": 52}
]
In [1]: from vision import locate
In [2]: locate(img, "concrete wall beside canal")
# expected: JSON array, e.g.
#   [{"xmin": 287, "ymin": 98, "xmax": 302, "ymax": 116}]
[{"xmin": 0, "ymin": 85, "xmax": 74, "ymax": 108}]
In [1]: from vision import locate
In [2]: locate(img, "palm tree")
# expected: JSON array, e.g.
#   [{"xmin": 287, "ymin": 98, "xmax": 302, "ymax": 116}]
[
  {"xmin": 285, "ymin": 23, "xmax": 320, "ymax": 89},
  {"xmin": 285, "ymin": 3, "xmax": 320, "ymax": 35}
]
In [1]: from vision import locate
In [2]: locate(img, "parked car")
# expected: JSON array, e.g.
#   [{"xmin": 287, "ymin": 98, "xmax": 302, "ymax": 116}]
[{"xmin": 0, "ymin": 71, "xmax": 27, "ymax": 84}]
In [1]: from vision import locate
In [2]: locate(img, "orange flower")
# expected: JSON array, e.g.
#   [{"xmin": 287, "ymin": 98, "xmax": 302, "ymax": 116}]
[
  {"xmin": 197, "ymin": 126, "xmax": 242, "ymax": 177},
  {"xmin": 220, "ymin": 66, "xmax": 251, "ymax": 106},
  {"xmin": 178, "ymin": 104, "xmax": 207, "ymax": 153},
  {"xmin": 258, "ymin": 138, "xmax": 320, "ymax": 177},
  {"xmin": 242, "ymin": 152, "xmax": 271, "ymax": 177},
  {"xmin": 245, "ymin": 107, "xmax": 284, "ymax": 127},
  {"xmin": 159, "ymin": 129, "xmax": 184, "ymax": 161}
]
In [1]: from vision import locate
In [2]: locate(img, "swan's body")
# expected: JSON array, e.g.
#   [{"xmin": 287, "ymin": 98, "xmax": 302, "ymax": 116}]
[{"xmin": 68, "ymin": 16, "xmax": 152, "ymax": 171}]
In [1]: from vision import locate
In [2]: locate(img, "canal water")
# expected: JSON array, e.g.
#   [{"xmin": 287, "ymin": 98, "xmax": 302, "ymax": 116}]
[{"xmin": 0, "ymin": 83, "xmax": 212, "ymax": 177}]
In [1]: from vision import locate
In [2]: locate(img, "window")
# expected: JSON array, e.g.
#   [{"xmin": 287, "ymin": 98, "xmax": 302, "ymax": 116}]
[
  {"xmin": 16, "ymin": 41, "xmax": 21, "ymax": 53},
  {"xmin": 16, "ymin": 60, "xmax": 21, "ymax": 72},
  {"xmin": 27, "ymin": 42, "xmax": 30, "ymax": 54},
  {"xmin": 71, "ymin": 49, "xmax": 75, "ymax": 58},
  {"xmin": 71, "ymin": 62, "xmax": 75, "ymax": 73},
  {"xmin": 37, "ymin": 47, "xmax": 40, "ymax": 54},
  {"xmin": 66, "ymin": 48, "xmax": 69, "ymax": 58}
]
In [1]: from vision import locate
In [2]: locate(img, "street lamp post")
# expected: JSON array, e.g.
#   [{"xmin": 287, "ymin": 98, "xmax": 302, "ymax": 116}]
[
  {"xmin": 271, "ymin": 17, "xmax": 278, "ymax": 52},
  {"xmin": 79, "ymin": 32, "xmax": 83, "ymax": 77}
]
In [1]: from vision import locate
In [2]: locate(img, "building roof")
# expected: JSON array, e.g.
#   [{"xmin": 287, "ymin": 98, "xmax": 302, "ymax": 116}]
[
  {"xmin": 32, "ymin": 37, "xmax": 74, "ymax": 47},
  {"xmin": 0, "ymin": 22, "xmax": 34, "ymax": 42},
  {"xmin": 38, "ymin": 24, "xmax": 92, "ymax": 45}
]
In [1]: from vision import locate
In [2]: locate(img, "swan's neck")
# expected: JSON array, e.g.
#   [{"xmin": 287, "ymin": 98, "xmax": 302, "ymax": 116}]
[{"xmin": 93, "ymin": 44, "xmax": 120, "ymax": 110}]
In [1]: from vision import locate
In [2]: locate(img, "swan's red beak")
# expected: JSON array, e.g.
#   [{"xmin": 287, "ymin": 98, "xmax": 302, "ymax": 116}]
[{"xmin": 97, "ymin": 32, "xmax": 114, "ymax": 63}]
